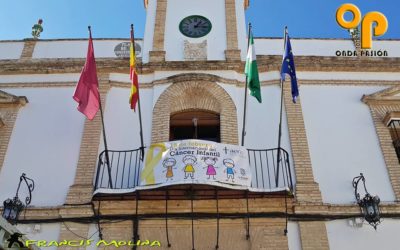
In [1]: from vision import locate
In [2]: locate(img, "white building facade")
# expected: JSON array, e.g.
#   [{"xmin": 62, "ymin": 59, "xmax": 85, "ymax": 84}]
[{"xmin": 1, "ymin": 0, "xmax": 400, "ymax": 249}]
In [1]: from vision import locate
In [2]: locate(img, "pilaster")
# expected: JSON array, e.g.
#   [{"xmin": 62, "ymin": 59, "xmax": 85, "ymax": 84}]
[
  {"xmin": 283, "ymin": 84, "xmax": 323, "ymax": 203},
  {"xmin": 65, "ymin": 74, "xmax": 111, "ymax": 204},
  {"xmin": 20, "ymin": 39, "xmax": 37, "ymax": 60},
  {"xmin": 224, "ymin": 0, "xmax": 241, "ymax": 61},
  {"xmin": 149, "ymin": 0, "xmax": 167, "ymax": 62}
]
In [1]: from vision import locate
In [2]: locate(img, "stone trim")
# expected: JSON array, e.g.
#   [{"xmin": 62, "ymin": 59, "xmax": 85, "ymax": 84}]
[
  {"xmin": 299, "ymin": 221, "xmax": 329, "ymax": 250},
  {"xmin": 0, "ymin": 91, "xmax": 28, "ymax": 173},
  {"xmin": 9, "ymin": 202, "xmax": 400, "ymax": 221},
  {"xmin": 151, "ymin": 74, "xmax": 238, "ymax": 144},
  {"xmin": 20, "ymin": 40, "xmax": 37, "ymax": 60},
  {"xmin": 0, "ymin": 79, "xmax": 397, "ymax": 90},
  {"xmin": 283, "ymin": 84, "xmax": 323, "ymax": 203},
  {"xmin": 149, "ymin": 0, "xmax": 167, "ymax": 62},
  {"xmin": 65, "ymin": 74, "xmax": 111, "ymax": 204},
  {"xmin": 383, "ymin": 111, "xmax": 400, "ymax": 127},
  {"xmin": 224, "ymin": 0, "xmax": 241, "ymax": 61},
  {"xmin": 362, "ymin": 86, "xmax": 400, "ymax": 200},
  {"xmin": 2, "ymin": 56, "xmax": 400, "ymax": 75},
  {"xmin": 367, "ymin": 105, "xmax": 400, "ymax": 200},
  {"xmin": 0, "ymin": 110, "xmax": 18, "ymax": 174}
]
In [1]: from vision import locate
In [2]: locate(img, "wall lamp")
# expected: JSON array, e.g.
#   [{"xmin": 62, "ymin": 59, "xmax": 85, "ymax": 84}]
[
  {"xmin": 352, "ymin": 173, "xmax": 381, "ymax": 230},
  {"xmin": 2, "ymin": 173, "xmax": 35, "ymax": 224}
]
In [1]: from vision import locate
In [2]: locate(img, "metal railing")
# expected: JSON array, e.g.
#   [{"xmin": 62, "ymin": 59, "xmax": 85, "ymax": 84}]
[
  {"xmin": 94, "ymin": 148, "xmax": 142, "ymax": 190},
  {"xmin": 247, "ymin": 148, "xmax": 293, "ymax": 192},
  {"xmin": 94, "ymin": 147, "xmax": 294, "ymax": 193}
]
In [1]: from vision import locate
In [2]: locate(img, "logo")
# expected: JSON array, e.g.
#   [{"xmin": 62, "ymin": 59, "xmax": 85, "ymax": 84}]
[
  {"xmin": 6, "ymin": 233, "xmax": 26, "ymax": 249},
  {"xmin": 336, "ymin": 3, "xmax": 388, "ymax": 49},
  {"xmin": 114, "ymin": 42, "xmax": 142, "ymax": 58}
]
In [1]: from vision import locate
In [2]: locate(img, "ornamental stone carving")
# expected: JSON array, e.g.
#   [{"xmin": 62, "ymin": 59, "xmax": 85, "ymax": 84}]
[{"xmin": 184, "ymin": 40, "xmax": 207, "ymax": 61}]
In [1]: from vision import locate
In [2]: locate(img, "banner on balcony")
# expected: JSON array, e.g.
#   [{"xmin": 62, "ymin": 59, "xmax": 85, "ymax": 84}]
[{"xmin": 140, "ymin": 140, "xmax": 251, "ymax": 190}]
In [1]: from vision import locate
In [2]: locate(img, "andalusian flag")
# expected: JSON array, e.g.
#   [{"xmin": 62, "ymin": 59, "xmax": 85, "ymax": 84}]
[
  {"xmin": 129, "ymin": 26, "xmax": 139, "ymax": 111},
  {"xmin": 245, "ymin": 30, "xmax": 262, "ymax": 103}
]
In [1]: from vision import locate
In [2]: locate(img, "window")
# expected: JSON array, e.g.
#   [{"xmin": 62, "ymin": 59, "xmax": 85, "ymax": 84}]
[
  {"xmin": 384, "ymin": 112, "xmax": 400, "ymax": 163},
  {"xmin": 170, "ymin": 110, "xmax": 220, "ymax": 142}
]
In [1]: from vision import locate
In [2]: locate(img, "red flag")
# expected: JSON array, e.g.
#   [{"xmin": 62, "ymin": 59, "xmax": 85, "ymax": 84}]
[
  {"xmin": 73, "ymin": 28, "xmax": 100, "ymax": 120},
  {"xmin": 129, "ymin": 26, "xmax": 139, "ymax": 111}
]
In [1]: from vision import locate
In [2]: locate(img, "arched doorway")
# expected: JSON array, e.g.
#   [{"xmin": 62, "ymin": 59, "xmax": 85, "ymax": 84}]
[
  {"xmin": 170, "ymin": 110, "xmax": 220, "ymax": 142},
  {"xmin": 151, "ymin": 74, "xmax": 239, "ymax": 144}
]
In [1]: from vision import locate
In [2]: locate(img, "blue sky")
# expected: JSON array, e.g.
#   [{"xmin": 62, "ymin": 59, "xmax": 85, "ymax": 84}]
[{"xmin": 0, "ymin": 0, "xmax": 398, "ymax": 40}]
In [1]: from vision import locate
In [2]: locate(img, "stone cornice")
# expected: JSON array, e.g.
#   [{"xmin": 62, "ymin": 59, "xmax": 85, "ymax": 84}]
[
  {"xmin": 0, "ymin": 90, "xmax": 28, "ymax": 108},
  {"xmin": 1, "ymin": 56, "xmax": 400, "ymax": 75},
  {"xmin": 3, "ymin": 201, "xmax": 400, "ymax": 221},
  {"xmin": 362, "ymin": 86, "xmax": 400, "ymax": 105},
  {"xmin": 152, "ymin": 72, "xmax": 241, "ymax": 85}
]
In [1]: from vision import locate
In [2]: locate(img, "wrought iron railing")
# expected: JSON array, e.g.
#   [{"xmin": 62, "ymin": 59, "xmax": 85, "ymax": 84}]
[
  {"xmin": 94, "ymin": 148, "xmax": 142, "ymax": 190},
  {"xmin": 94, "ymin": 147, "xmax": 294, "ymax": 193},
  {"xmin": 247, "ymin": 148, "xmax": 293, "ymax": 192}
]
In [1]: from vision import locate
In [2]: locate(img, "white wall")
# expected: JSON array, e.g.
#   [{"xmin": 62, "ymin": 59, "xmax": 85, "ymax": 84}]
[
  {"xmin": 301, "ymin": 85, "xmax": 395, "ymax": 204},
  {"xmin": 0, "ymin": 42, "xmax": 24, "ymax": 60},
  {"xmin": 17, "ymin": 223, "xmax": 61, "ymax": 250},
  {"xmin": 0, "ymin": 73, "xmax": 80, "ymax": 83},
  {"xmin": 0, "ymin": 88, "xmax": 85, "ymax": 206},
  {"xmin": 287, "ymin": 222, "xmax": 302, "ymax": 250},
  {"xmin": 327, "ymin": 219, "xmax": 400, "ymax": 250},
  {"xmin": 254, "ymin": 39, "xmax": 400, "ymax": 58},
  {"xmin": 164, "ymin": 0, "xmax": 227, "ymax": 61},
  {"xmin": 33, "ymin": 40, "xmax": 143, "ymax": 59},
  {"xmin": 100, "ymin": 87, "xmax": 154, "ymax": 151}
]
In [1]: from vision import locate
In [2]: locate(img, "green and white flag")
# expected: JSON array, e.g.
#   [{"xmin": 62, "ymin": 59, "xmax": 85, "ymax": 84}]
[{"xmin": 245, "ymin": 31, "xmax": 262, "ymax": 103}]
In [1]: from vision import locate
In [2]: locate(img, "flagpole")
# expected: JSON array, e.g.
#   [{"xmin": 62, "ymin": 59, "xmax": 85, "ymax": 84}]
[
  {"xmin": 277, "ymin": 26, "xmax": 288, "ymax": 236},
  {"xmin": 241, "ymin": 23, "xmax": 252, "ymax": 146},
  {"xmin": 89, "ymin": 26, "xmax": 113, "ymax": 189},
  {"xmin": 276, "ymin": 27, "xmax": 288, "ymax": 186},
  {"xmin": 131, "ymin": 24, "xmax": 145, "ymax": 161}
]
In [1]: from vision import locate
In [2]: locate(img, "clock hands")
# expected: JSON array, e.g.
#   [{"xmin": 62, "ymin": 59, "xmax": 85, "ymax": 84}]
[
  {"xmin": 194, "ymin": 20, "xmax": 208, "ymax": 29},
  {"xmin": 194, "ymin": 20, "xmax": 202, "ymax": 28}
]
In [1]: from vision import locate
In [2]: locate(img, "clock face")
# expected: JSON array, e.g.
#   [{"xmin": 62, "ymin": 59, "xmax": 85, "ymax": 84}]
[{"xmin": 179, "ymin": 15, "xmax": 212, "ymax": 38}]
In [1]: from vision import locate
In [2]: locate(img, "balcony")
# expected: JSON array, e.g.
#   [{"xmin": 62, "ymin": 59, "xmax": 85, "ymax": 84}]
[{"xmin": 93, "ymin": 142, "xmax": 294, "ymax": 200}]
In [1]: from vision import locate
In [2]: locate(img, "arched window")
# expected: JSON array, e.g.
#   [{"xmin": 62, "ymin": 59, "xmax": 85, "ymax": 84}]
[{"xmin": 170, "ymin": 110, "xmax": 220, "ymax": 142}]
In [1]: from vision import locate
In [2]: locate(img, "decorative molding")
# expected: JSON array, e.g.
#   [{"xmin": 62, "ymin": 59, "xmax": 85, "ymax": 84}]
[
  {"xmin": 362, "ymin": 85, "xmax": 400, "ymax": 200},
  {"xmin": 151, "ymin": 76, "xmax": 238, "ymax": 144},
  {"xmin": 184, "ymin": 40, "xmax": 207, "ymax": 61},
  {"xmin": 1, "ymin": 56, "xmax": 400, "ymax": 75},
  {"xmin": 0, "ymin": 90, "xmax": 28, "ymax": 107},
  {"xmin": 362, "ymin": 86, "xmax": 400, "ymax": 105},
  {"xmin": 383, "ymin": 111, "xmax": 400, "ymax": 126}
]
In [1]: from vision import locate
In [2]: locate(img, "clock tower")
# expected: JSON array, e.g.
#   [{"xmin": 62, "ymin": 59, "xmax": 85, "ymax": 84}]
[{"xmin": 142, "ymin": 0, "xmax": 249, "ymax": 63}]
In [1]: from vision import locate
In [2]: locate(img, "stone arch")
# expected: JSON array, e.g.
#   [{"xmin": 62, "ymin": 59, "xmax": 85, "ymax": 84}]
[{"xmin": 152, "ymin": 75, "xmax": 238, "ymax": 144}]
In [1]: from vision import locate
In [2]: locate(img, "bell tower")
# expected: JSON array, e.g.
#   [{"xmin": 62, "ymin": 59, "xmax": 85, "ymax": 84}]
[{"xmin": 142, "ymin": 0, "xmax": 249, "ymax": 63}]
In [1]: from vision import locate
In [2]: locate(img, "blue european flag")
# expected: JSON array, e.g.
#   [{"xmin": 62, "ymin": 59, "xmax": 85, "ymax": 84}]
[{"xmin": 281, "ymin": 34, "xmax": 299, "ymax": 103}]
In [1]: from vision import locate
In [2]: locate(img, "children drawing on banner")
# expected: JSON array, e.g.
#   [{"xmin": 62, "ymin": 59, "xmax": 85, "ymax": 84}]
[
  {"xmin": 203, "ymin": 157, "xmax": 218, "ymax": 180},
  {"xmin": 223, "ymin": 158, "xmax": 236, "ymax": 182},
  {"xmin": 183, "ymin": 155, "xmax": 197, "ymax": 179},
  {"xmin": 163, "ymin": 158, "xmax": 176, "ymax": 181}
]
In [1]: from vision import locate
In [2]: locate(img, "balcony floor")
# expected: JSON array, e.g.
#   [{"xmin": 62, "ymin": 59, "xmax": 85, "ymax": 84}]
[{"xmin": 93, "ymin": 184, "xmax": 292, "ymax": 201}]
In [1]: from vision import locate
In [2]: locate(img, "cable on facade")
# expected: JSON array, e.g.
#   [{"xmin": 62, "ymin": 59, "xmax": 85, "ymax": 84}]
[
  {"xmin": 284, "ymin": 190, "xmax": 288, "ymax": 236},
  {"xmin": 91, "ymin": 201, "xmax": 103, "ymax": 240},
  {"xmin": 62, "ymin": 222, "xmax": 88, "ymax": 240},
  {"xmin": 245, "ymin": 191, "xmax": 250, "ymax": 240},
  {"xmin": 215, "ymin": 187, "xmax": 219, "ymax": 250},
  {"xmin": 16, "ymin": 211, "xmax": 400, "ymax": 223},
  {"xmin": 132, "ymin": 192, "xmax": 140, "ymax": 250},
  {"xmin": 165, "ymin": 189, "xmax": 171, "ymax": 248},
  {"xmin": 191, "ymin": 186, "xmax": 195, "ymax": 250}
]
